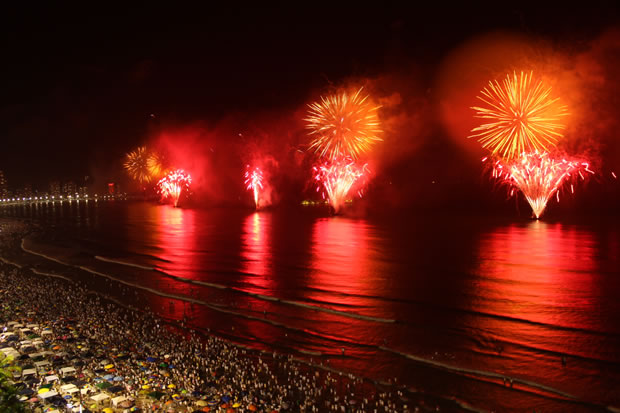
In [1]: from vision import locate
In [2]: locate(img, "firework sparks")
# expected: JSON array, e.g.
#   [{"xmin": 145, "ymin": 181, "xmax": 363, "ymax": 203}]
[
  {"xmin": 157, "ymin": 169, "xmax": 192, "ymax": 207},
  {"xmin": 313, "ymin": 157, "xmax": 369, "ymax": 213},
  {"xmin": 306, "ymin": 87, "xmax": 382, "ymax": 160},
  {"xmin": 147, "ymin": 152, "xmax": 166, "ymax": 180},
  {"xmin": 471, "ymin": 71, "xmax": 568, "ymax": 160},
  {"xmin": 490, "ymin": 152, "xmax": 593, "ymax": 219},
  {"xmin": 244, "ymin": 166, "xmax": 264, "ymax": 209},
  {"xmin": 124, "ymin": 146, "xmax": 152, "ymax": 184}
]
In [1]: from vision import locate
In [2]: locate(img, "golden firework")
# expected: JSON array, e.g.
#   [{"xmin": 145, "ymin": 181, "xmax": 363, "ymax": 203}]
[
  {"xmin": 306, "ymin": 87, "xmax": 382, "ymax": 160},
  {"xmin": 147, "ymin": 152, "xmax": 166, "ymax": 179},
  {"xmin": 124, "ymin": 146, "xmax": 151, "ymax": 184},
  {"xmin": 470, "ymin": 71, "xmax": 568, "ymax": 160}
]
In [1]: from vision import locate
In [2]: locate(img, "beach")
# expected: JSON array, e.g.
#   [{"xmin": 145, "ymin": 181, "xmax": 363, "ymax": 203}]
[{"xmin": 0, "ymin": 218, "xmax": 457, "ymax": 412}]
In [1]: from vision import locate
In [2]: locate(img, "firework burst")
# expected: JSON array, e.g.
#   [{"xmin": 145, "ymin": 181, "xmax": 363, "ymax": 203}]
[
  {"xmin": 147, "ymin": 152, "xmax": 166, "ymax": 180},
  {"xmin": 157, "ymin": 169, "xmax": 192, "ymax": 207},
  {"xmin": 244, "ymin": 166, "xmax": 264, "ymax": 209},
  {"xmin": 313, "ymin": 157, "xmax": 369, "ymax": 213},
  {"xmin": 471, "ymin": 71, "xmax": 568, "ymax": 160},
  {"xmin": 124, "ymin": 146, "xmax": 152, "ymax": 184},
  {"xmin": 306, "ymin": 87, "xmax": 382, "ymax": 160},
  {"xmin": 490, "ymin": 152, "xmax": 593, "ymax": 219}
]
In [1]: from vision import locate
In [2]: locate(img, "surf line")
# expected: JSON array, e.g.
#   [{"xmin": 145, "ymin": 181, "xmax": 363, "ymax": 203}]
[
  {"xmin": 20, "ymin": 240, "xmax": 381, "ymax": 349},
  {"xmin": 0, "ymin": 255, "xmax": 23, "ymax": 269},
  {"xmin": 381, "ymin": 346, "xmax": 577, "ymax": 400},
  {"xmin": 93, "ymin": 254, "xmax": 396, "ymax": 324}
]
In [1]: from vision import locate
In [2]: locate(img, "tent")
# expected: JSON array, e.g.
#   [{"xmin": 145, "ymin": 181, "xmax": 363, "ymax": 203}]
[
  {"xmin": 60, "ymin": 366, "xmax": 76, "ymax": 376},
  {"xmin": 90, "ymin": 393, "xmax": 110, "ymax": 402},
  {"xmin": 112, "ymin": 395, "xmax": 129, "ymax": 407},
  {"xmin": 38, "ymin": 390, "xmax": 59, "ymax": 399}
]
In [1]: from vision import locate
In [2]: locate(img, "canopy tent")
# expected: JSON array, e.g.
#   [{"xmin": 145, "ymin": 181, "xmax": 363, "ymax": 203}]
[
  {"xmin": 45, "ymin": 375, "xmax": 59, "ymax": 383},
  {"xmin": 112, "ymin": 395, "xmax": 129, "ymax": 407},
  {"xmin": 60, "ymin": 384, "xmax": 77, "ymax": 392},
  {"xmin": 38, "ymin": 390, "xmax": 59, "ymax": 399},
  {"xmin": 90, "ymin": 393, "xmax": 110, "ymax": 402},
  {"xmin": 59, "ymin": 367, "xmax": 76, "ymax": 376}
]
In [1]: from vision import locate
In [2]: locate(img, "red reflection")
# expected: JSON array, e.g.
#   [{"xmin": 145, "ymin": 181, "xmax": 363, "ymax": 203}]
[
  {"xmin": 240, "ymin": 212, "xmax": 273, "ymax": 293},
  {"xmin": 309, "ymin": 217, "xmax": 383, "ymax": 308},
  {"xmin": 155, "ymin": 205, "xmax": 197, "ymax": 273},
  {"xmin": 475, "ymin": 221, "xmax": 598, "ymax": 330}
]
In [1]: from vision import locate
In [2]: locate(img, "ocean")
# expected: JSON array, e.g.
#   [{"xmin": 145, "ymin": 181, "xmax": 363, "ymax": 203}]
[{"xmin": 2, "ymin": 200, "xmax": 619, "ymax": 412}]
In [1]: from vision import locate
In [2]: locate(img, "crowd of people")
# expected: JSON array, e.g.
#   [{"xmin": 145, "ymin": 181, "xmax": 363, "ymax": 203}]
[{"xmin": 0, "ymin": 219, "xmax": 428, "ymax": 412}]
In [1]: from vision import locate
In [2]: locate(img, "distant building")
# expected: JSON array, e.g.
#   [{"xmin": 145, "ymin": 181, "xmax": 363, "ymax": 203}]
[
  {"xmin": 78, "ymin": 186, "xmax": 89, "ymax": 196},
  {"xmin": 49, "ymin": 181, "xmax": 61, "ymax": 198},
  {"xmin": 0, "ymin": 171, "xmax": 7, "ymax": 198},
  {"xmin": 62, "ymin": 181, "xmax": 76, "ymax": 196}
]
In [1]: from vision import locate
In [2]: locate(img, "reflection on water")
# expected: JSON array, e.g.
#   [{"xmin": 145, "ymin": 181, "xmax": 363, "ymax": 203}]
[
  {"xmin": 240, "ymin": 212, "xmax": 273, "ymax": 292},
  {"xmin": 309, "ymin": 217, "xmax": 382, "ymax": 307},
  {"xmin": 475, "ymin": 221, "xmax": 598, "ymax": 330},
  {"xmin": 154, "ymin": 205, "xmax": 197, "ymax": 272}
]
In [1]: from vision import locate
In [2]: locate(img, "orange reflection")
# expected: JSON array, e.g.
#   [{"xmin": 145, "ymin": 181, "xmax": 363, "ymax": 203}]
[
  {"xmin": 475, "ymin": 221, "xmax": 598, "ymax": 330},
  {"xmin": 240, "ymin": 212, "xmax": 273, "ymax": 293}
]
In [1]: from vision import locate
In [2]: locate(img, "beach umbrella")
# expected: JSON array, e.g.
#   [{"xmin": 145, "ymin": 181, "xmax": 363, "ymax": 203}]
[
  {"xmin": 37, "ymin": 388, "xmax": 49, "ymax": 394},
  {"xmin": 96, "ymin": 381, "xmax": 112, "ymax": 389},
  {"xmin": 102, "ymin": 408, "xmax": 113, "ymax": 413},
  {"xmin": 167, "ymin": 383, "xmax": 176, "ymax": 389},
  {"xmin": 146, "ymin": 357, "xmax": 157, "ymax": 362},
  {"xmin": 142, "ymin": 384, "xmax": 151, "ymax": 390},
  {"xmin": 195, "ymin": 400, "xmax": 208, "ymax": 406},
  {"xmin": 172, "ymin": 394, "xmax": 182, "ymax": 401},
  {"xmin": 18, "ymin": 388, "xmax": 34, "ymax": 396},
  {"xmin": 148, "ymin": 391, "xmax": 165, "ymax": 400},
  {"xmin": 103, "ymin": 374, "xmax": 114, "ymax": 380},
  {"xmin": 113, "ymin": 376, "xmax": 123, "ymax": 381},
  {"xmin": 108, "ymin": 385, "xmax": 124, "ymax": 394},
  {"xmin": 104, "ymin": 364, "xmax": 114, "ymax": 369},
  {"xmin": 201, "ymin": 408, "xmax": 211, "ymax": 412}
]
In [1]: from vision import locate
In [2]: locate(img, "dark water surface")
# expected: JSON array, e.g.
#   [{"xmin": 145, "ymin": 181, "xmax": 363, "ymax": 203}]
[{"xmin": 2, "ymin": 200, "xmax": 619, "ymax": 412}]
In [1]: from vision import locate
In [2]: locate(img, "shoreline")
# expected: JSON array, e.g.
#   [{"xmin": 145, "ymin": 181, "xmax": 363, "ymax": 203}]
[{"xmin": 0, "ymin": 218, "xmax": 463, "ymax": 412}]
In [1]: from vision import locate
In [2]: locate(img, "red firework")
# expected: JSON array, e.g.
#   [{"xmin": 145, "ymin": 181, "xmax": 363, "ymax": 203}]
[
  {"xmin": 489, "ymin": 152, "xmax": 594, "ymax": 218},
  {"xmin": 244, "ymin": 166, "xmax": 264, "ymax": 209},
  {"xmin": 313, "ymin": 157, "xmax": 369, "ymax": 213},
  {"xmin": 157, "ymin": 169, "xmax": 192, "ymax": 207}
]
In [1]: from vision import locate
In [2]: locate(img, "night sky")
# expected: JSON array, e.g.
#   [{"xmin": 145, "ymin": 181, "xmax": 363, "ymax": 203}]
[{"xmin": 2, "ymin": 3, "xmax": 620, "ymax": 212}]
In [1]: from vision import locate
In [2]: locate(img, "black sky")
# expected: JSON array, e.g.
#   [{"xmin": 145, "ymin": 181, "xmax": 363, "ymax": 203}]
[{"xmin": 1, "ymin": 2, "xmax": 620, "ymax": 199}]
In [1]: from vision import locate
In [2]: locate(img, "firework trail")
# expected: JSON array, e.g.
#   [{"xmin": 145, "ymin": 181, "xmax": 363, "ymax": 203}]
[
  {"xmin": 313, "ymin": 157, "xmax": 369, "ymax": 213},
  {"xmin": 244, "ymin": 166, "xmax": 264, "ymax": 209},
  {"xmin": 124, "ymin": 146, "xmax": 152, "ymax": 184},
  {"xmin": 157, "ymin": 169, "xmax": 192, "ymax": 207},
  {"xmin": 306, "ymin": 87, "xmax": 382, "ymax": 161},
  {"xmin": 471, "ymin": 71, "xmax": 568, "ymax": 160},
  {"xmin": 489, "ymin": 152, "xmax": 594, "ymax": 218}
]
